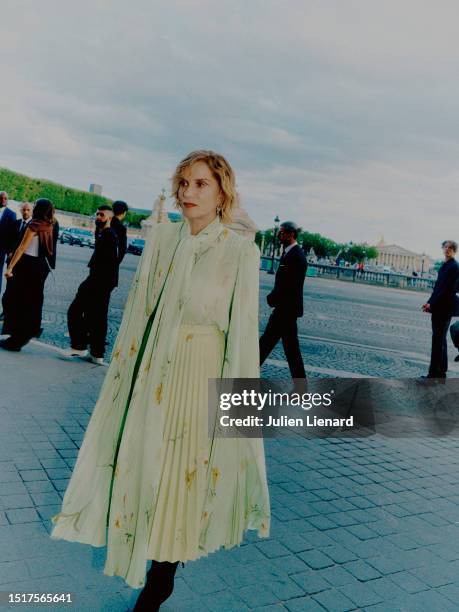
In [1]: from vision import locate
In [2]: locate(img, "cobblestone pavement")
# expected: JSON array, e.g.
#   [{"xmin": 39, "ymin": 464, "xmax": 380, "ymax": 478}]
[{"xmin": 1, "ymin": 244, "xmax": 459, "ymax": 611}]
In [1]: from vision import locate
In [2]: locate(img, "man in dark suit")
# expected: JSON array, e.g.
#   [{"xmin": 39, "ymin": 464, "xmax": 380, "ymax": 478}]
[
  {"xmin": 9, "ymin": 202, "xmax": 33, "ymax": 255},
  {"xmin": 0, "ymin": 191, "xmax": 17, "ymax": 299},
  {"xmin": 422, "ymin": 240, "xmax": 459, "ymax": 378},
  {"xmin": 260, "ymin": 221, "xmax": 307, "ymax": 379},
  {"xmin": 63, "ymin": 205, "xmax": 119, "ymax": 365},
  {"xmin": 111, "ymin": 200, "xmax": 128, "ymax": 264}
]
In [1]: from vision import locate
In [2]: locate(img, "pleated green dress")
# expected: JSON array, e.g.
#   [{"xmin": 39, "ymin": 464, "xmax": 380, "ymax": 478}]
[{"xmin": 51, "ymin": 217, "xmax": 271, "ymax": 588}]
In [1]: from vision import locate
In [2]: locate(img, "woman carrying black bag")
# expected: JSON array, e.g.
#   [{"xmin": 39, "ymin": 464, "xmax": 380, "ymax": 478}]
[{"xmin": 1, "ymin": 198, "xmax": 58, "ymax": 351}]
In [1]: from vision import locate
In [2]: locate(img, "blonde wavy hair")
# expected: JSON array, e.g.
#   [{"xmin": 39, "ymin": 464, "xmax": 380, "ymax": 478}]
[{"xmin": 171, "ymin": 150, "xmax": 237, "ymax": 224}]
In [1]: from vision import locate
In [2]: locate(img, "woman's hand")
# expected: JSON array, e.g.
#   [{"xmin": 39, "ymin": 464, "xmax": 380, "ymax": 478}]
[{"xmin": 4, "ymin": 267, "xmax": 13, "ymax": 279}]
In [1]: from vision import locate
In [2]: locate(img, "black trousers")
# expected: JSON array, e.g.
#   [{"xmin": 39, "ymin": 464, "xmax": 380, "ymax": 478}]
[
  {"xmin": 2, "ymin": 254, "xmax": 49, "ymax": 348},
  {"xmin": 450, "ymin": 321, "xmax": 459, "ymax": 349},
  {"xmin": 67, "ymin": 277, "xmax": 113, "ymax": 358},
  {"xmin": 259, "ymin": 309, "xmax": 306, "ymax": 378},
  {"xmin": 428, "ymin": 312, "xmax": 452, "ymax": 377}
]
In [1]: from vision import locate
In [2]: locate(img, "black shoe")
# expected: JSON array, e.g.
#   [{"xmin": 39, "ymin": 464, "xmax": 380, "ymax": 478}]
[
  {"xmin": 0, "ymin": 339, "xmax": 21, "ymax": 352},
  {"xmin": 133, "ymin": 561, "xmax": 179, "ymax": 611},
  {"xmin": 455, "ymin": 354, "xmax": 459, "ymax": 363}
]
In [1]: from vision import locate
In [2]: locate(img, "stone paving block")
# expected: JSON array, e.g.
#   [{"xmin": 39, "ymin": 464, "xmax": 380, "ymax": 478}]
[
  {"xmin": 19, "ymin": 469, "xmax": 48, "ymax": 482},
  {"xmin": 346, "ymin": 524, "xmax": 378, "ymax": 541},
  {"xmin": 329, "ymin": 499, "xmax": 356, "ymax": 513},
  {"xmin": 57, "ymin": 448, "xmax": 79, "ymax": 458},
  {"xmin": 29, "ymin": 491, "xmax": 62, "ymax": 506},
  {"xmin": 39, "ymin": 457, "xmax": 68, "ymax": 470},
  {"xmin": 256, "ymin": 540, "xmax": 291, "ymax": 559},
  {"xmin": 24, "ymin": 480, "xmax": 55, "ymax": 493},
  {"xmin": 312, "ymin": 489, "xmax": 338, "ymax": 501},
  {"xmin": 1, "ymin": 494, "xmax": 34, "ymax": 510},
  {"xmin": 299, "ymin": 550, "xmax": 334, "ymax": 570},
  {"xmin": 309, "ymin": 501, "xmax": 337, "ymax": 515},
  {"xmin": 238, "ymin": 583, "xmax": 279, "ymax": 607},
  {"xmin": 389, "ymin": 570, "xmax": 430, "ymax": 594},
  {"xmin": 187, "ymin": 573, "xmax": 227, "ymax": 595},
  {"xmin": 279, "ymin": 481, "xmax": 305, "ymax": 494},
  {"xmin": 366, "ymin": 556, "xmax": 405, "ymax": 576},
  {"xmin": 368, "ymin": 521, "xmax": 399, "ymax": 537},
  {"xmin": 339, "ymin": 580, "xmax": 382, "ymax": 608},
  {"xmin": 322, "ymin": 545, "xmax": 357, "ymax": 564},
  {"xmin": 201, "ymin": 589, "xmax": 250, "ymax": 611},
  {"xmin": 312, "ymin": 588, "xmax": 355, "ymax": 612},
  {"xmin": 409, "ymin": 563, "xmax": 457, "ymax": 588},
  {"xmin": 6, "ymin": 507, "xmax": 41, "ymax": 524},
  {"xmin": 301, "ymin": 530, "xmax": 335, "ymax": 549},
  {"xmin": 52, "ymin": 478, "xmax": 70, "ymax": 491},
  {"xmin": 438, "ymin": 583, "xmax": 459, "ymax": 605},
  {"xmin": 36, "ymin": 504, "xmax": 61, "ymax": 521},
  {"xmin": 318, "ymin": 565, "xmax": 354, "ymax": 587},
  {"xmin": 342, "ymin": 560, "xmax": 381, "ymax": 582},
  {"xmin": 326, "ymin": 512, "xmax": 359, "ymax": 527},
  {"xmin": 281, "ymin": 533, "xmax": 314, "ymax": 554},
  {"xmin": 290, "ymin": 569, "xmax": 330, "ymax": 595},
  {"xmin": 367, "ymin": 576, "xmax": 406, "ymax": 602},
  {"xmin": 0, "ymin": 560, "xmax": 30, "ymax": 584},
  {"xmin": 14, "ymin": 459, "xmax": 43, "ymax": 470},
  {"xmin": 270, "ymin": 555, "xmax": 307, "ymax": 576},
  {"xmin": 0, "ymin": 511, "xmax": 8, "ymax": 526},
  {"xmin": 326, "ymin": 529, "xmax": 361, "ymax": 549},
  {"xmin": 270, "ymin": 576, "xmax": 305, "ymax": 600},
  {"xmin": 428, "ymin": 542, "xmax": 459, "ymax": 562},
  {"xmin": 400, "ymin": 588, "xmax": 458, "ymax": 612},
  {"xmin": 347, "ymin": 496, "xmax": 374, "ymax": 509},
  {"xmin": 285, "ymin": 596, "xmax": 326, "ymax": 612},
  {"xmin": 0, "ymin": 471, "xmax": 22, "ymax": 483},
  {"xmin": 307, "ymin": 515, "xmax": 337, "ymax": 531},
  {"xmin": 44, "ymin": 467, "xmax": 72, "ymax": 479}
]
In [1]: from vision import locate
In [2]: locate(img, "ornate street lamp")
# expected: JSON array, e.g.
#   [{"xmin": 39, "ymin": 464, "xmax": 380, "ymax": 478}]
[{"xmin": 268, "ymin": 215, "xmax": 280, "ymax": 274}]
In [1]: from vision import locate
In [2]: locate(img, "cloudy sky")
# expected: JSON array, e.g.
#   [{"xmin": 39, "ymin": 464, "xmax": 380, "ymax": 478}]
[{"xmin": 1, "ymin": 0, "xmax": 459, "ymax": 257}]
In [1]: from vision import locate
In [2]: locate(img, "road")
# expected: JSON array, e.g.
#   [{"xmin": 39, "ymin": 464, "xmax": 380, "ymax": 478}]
[{"xmin": 39, "ymin": 243, "xmax": 459, "ymax": 378}]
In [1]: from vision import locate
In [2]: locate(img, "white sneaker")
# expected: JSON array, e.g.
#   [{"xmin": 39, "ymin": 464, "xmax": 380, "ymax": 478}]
[
  {"xmin": 84, "ymin": 354, "xmax": 108, "ymax": 366},
  {"xmin": 60, "ymin": 348, "xmax": 88, "ymax": 360}
]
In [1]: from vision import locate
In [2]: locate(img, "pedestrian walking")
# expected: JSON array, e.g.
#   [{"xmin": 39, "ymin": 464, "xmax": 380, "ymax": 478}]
[
  {"xmin": 0, "ymin": 191, "xmax": 17, "ymax": 317},
  {"xmin": 50, "ymin": 150, "xmax": 270, "ymax": 609},
  {"xmin": 62, "ymin": 205, "xmax": 119, "ymax": 365},
  {"xmin": 259, "ymin": 220, "xmax": 307, "ymax": 381},
  {"xmin": 111, "ymin": 200, "xmax": 129, "ymax": 263},
  {"xmin": 1, "ymin": 198, "xmax": 58, "ymax": 351},
  {"xmin": 422, "ymin": 240, "xmax": 459, "ymax": 378}
]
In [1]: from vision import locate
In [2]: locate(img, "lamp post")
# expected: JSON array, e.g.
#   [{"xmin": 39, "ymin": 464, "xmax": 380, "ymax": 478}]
[
  {"xmin": 421, "ymin": 252, "xmax": 426, "ymax": 277},
  {"xmin": 268, "ymin": 215, "xmax": 280, "ymax": 274}
]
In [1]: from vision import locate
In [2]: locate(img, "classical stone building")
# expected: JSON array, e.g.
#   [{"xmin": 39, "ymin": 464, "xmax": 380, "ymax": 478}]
[
  {"xmin": 371, "ymin": 237, "xmax": 432, "ymax": 273},
  {"xmin": 141, "ymin": 190, "xmax": 171, "ymax": 238}
]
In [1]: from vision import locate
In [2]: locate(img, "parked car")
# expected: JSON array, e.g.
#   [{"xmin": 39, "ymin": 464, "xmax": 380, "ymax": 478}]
[
  {"xmin": 127, "ymin": 238, "xmax": 145, "ymax": 255},
  {"xmin": 60, "ymin": 227, "xmax": 95, "ymax": 247}
]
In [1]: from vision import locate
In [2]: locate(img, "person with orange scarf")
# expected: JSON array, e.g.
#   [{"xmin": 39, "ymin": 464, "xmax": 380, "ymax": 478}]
[{"xmin": 1, "ymin": 198, "xmax": 59, "ymax": 351}]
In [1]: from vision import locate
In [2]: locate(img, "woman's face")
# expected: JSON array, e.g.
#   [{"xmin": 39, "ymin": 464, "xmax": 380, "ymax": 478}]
[{"xmin": 177, "ymin": 161, "xmax": 222, "ymax": 225}]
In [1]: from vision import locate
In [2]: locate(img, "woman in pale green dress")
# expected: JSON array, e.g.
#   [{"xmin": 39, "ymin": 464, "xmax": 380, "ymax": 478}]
[{"xmin": 51, "ymin": 150, "xmax": 271, "ymax": 610}]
